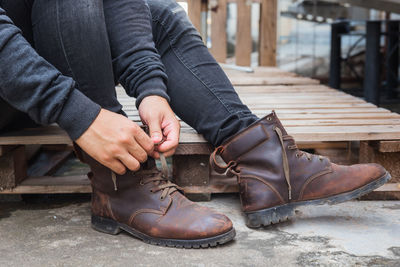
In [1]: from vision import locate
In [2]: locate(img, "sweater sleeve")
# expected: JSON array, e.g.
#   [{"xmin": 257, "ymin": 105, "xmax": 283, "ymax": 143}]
[
  {"xmin": 0, "ymin": 7, "xmax": 101, "ymax": 140},
  {"xmin": 103, "ymin": 0, "xmax": 170, "ymax": 108}
]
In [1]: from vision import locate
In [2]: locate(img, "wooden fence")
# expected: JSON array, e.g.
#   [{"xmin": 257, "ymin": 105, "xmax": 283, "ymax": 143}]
[{"xmin": 185, "ymin": 0, "xmax": 277, "ymax": 66}]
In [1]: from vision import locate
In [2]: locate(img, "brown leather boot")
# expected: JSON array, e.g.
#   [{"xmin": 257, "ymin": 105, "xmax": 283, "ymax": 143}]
[
  {"xmin": 210, "ymin": 111, "xmax": 391, "ymax": 228},
  {"xmin": 74, "ymin": 146, "xmax": 235, "ymax": 248}
]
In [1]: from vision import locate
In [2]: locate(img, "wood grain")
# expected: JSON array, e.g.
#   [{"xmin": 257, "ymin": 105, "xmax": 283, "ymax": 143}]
[
  {"xmin": 235, "ymin": 0, "xmax": 252, "ymax": 66},
  {"xmin": 210, "ymin": 0, "xmax": 227, "ymax": 62},
  {"xmin": 259, "ymin": 0, "xmax": 277, "ymax": 66}
]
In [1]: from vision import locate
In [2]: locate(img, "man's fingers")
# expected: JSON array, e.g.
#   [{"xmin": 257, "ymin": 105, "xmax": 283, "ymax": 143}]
[
  {"xmin": 117, "ymin": 153, "xmax": 141, "ymax": 171},
  {"xmin": 133, "ymin": 127, "xmax": 154, "ymax": 153},
  {"xmin": 127, "ymin": 142, "xmax": 148, "ymax": 163},
  {"xmin": 147, "ymin": 117, "xmax": 163, "ymax": 144},
  {"xmin": 157, "ymin": 121, "xmax": 180, "ymax": 153},
  {"xmin": 107, "ymin": 160, "xmax": 126, "ymax": 175}
]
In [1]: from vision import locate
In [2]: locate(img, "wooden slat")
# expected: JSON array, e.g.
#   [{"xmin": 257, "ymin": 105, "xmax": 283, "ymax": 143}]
[
  {"xmin": 0, "ymin": 175, "xmax": 91, "ymax": 194},
  {"xmin": 259, "ymin": 0, "xmax": 277, "ymax": 66},
  {"xmin": 0, "ymin": 146, "xmax": 27, "ymax": 190},
  {"xmin": 0, "ymin": 145, "xmax": 15, "ymax": 157},
  {"xmin": 124, "ymin": 108, "xmax": 392, "ymax": 116},
  {"xmin": 187, "ymin": 0, "xmax": 202, "ymax": 32},
  {"xmin": 210, "ymin": 0, "xmax": 227, "ymax": 62},
  {"xmin": 284, "ymin": 125, "xmax": 400, "ymax": 141},
  {"xmin": 2, "ymin": 175, "xmax": 398, "ymax": 195},
  {"xmin": 224, "ymin": 68, "xmax": 298, "ymax": 77},
  {"xmin": 235, "ymin": 0, "xmax": 252, "ymax": 66},
  {"xmin": 376, "ymin": 140, "xmax": 400, "ymax": 153},
  {"xmin": 229, "ymin": 76, "xmax": 320, "ymax": 85}
]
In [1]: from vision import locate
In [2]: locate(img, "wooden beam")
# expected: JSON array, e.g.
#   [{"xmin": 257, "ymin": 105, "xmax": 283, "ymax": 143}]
[
  {"xmin": 187, "ymin": 0, "xmax": 202, "ymax": 33},
  {"xmin": 360, "ymin": 141, "xmax": 400, "ymax": 184},
  {"xmin": 259, "ymin": 0, "xmax": 277, "ymax": 66},
  {"xmin": 376, "ymin": 140, "xmax": 400, "ymax": 153},
  {"xmin": 0, "ymin": 175, "xmax": 91, "ymax": 194},
  {"xmin": 210, "ymin": 0, "xmax": 227, "ymax": 62},
  {"xmin": 0, "ymin": 145, "xmax": 15, "ymax": 157},
  {"xmin": 0, "ymin": 146, "xmax": 27, "ymax": 190},
  {"xmin": 173, "ymin": 154, "xmax": 211, "ymax": 201},
  {"xmin": 235, "ymin": 0, "xmax": 252, "ymax": 66}
]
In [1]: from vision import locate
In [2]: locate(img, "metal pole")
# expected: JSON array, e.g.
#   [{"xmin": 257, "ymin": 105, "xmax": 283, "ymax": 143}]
[
  {"xmin": 386, "ymin": 20, "xmax": 399, "ymax": 99},
  {"xmin": 329, "ymin": 22, "xmax": 349, "ymax": 89},
  {"xmin": 364, "ymin": 21, "xmax": 382, "ymax": 105}
]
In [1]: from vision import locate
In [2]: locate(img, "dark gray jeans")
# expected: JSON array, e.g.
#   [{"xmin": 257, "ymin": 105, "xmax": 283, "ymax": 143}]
[{"xmin": 0, "ymin": 0, "xmax": 258, "ymax": 146}]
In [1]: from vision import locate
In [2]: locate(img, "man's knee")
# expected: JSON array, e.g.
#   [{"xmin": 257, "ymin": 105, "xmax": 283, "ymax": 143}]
[{"xmin": 147, "ymin": 0, "xmax": 188, "ymax": 23}]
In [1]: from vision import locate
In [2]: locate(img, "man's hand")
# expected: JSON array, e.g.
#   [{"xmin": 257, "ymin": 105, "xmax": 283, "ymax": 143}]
[
  {"xmin": 138, "ymin": 95, "xmax": 180, "ymax": 158},
  {"xmin": 76, "ymin": 109, "xmax": 154, "ymax": 175}
]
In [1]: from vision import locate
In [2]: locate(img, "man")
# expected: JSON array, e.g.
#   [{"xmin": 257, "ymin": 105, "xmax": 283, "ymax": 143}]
[{"xmin": 0, "ymin": 0, "xmax": 391, "ymax": 248}]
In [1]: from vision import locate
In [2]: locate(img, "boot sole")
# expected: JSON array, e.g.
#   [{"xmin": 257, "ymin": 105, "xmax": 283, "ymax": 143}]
[
  {"xmin": 91, "ymin": 215, "xmax": 236, "ymax": 248},
  {"xmin": 245, "ymin": 172, "xmax": 392, "ymax": 228}
]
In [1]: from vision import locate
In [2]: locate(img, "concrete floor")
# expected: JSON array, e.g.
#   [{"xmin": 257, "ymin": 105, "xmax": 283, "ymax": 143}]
[{"xmin": 0, "ymin": 194, "xmax": 399, "ymax": 267}]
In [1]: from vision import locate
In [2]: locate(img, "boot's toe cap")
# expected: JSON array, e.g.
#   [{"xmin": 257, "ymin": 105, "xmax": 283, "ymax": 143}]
[
  {"xmin": 360, "ymin": 163, "xmax": 388, "ymax": 181},
  {"xmin": 177, "ymin": 206, "xmax": 234, "ymax": 240},
  {"xmin": 302, "ymin": 163, "xmax": 390, "ymax": 200}
]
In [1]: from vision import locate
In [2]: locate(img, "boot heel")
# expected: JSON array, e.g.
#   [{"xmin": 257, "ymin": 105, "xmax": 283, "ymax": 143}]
[
  {"xmin": 245, "ymin": 204, "xmax": 295, "ymax": 228},
  {"xmin": 91, "ymin": 215, "xmax": 121, "ymax": 235}
]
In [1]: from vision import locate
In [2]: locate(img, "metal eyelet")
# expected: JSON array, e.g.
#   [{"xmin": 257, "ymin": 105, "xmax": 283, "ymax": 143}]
[
  {"xmin": 295, "ymin": 153, "xmax": 300, "ymax": 158},
  {"xmin": 267, "ymin": 117, "xmax": 272, "ymax": 121},
  {"xmin": 140, "ymin": 180, "xmax": 144, "ymax": 186},
  {"xmin": 160, "ymin": 196, "xmax": 165, "ymax": 201},
  {"xmin": 307, "ymin": 158, "xmax": 311, "ymax": 161}
]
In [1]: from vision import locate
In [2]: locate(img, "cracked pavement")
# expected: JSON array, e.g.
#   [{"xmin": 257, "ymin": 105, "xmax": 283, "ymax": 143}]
[{"xmin": 0, "ymin": 194, "xmax": 399, "ymax": 266}]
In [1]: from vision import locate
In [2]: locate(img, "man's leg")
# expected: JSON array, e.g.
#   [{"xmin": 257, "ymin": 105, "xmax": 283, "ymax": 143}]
[
  {"xmin": 30, "ymin": 0, "xmax": 123, "ymax": 114},
  {"xmin": 149, "ymin": 0, "xmax": 258, "ymax": 147}
]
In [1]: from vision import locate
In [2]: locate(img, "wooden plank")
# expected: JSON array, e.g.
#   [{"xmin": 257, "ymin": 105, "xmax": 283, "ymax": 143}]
[
  {"xmin": 224, "ymin": 68, "xmax": 298, "ymax": 77},
  {"xmin": 360, "ymin": 141, "xmax": 400, "ymax": 183},
  {"xmin": 125, "ymin": 115, "xmax": 400, "ymax": 127},
  {"xmin": 187, "ymin": 0, "xmax": 202, "ymax": 32},
  {"xmin": 229, "ymin": 76, "xmax": 320, "ymax": 85},
  {"xmin": 2, "ymin": 119, "xmax": 400, "ymax": 145},
  {"xmin": 1, "ymin": 175, "xmax": 397, "ymax": 196},
  {"xmin": 124, "ymin": 108, "xmax": 393, "ymax": 116},
  {"xmin": 175, "ymin": 143, "xmax": 213, "ymax": 155},
  {"xmin": 0, "ymin": 145, "xmax": 15, "ymax": 157},
  {"xmin": 0, "ymin": 175, "xmax": 91, "ymax": 194},
  {"xmin": 177, "ymin": 119, "xmax": 400, "ymax": 129},
  {"xmin": 210, "ymin": 0, "xmax": 227, "ymax": 62},
  {"xmin": 284, "ymin": 125, "xmax": 400, "ymax": 141},
  {"xmin": 0, "ymin": 126, "xmax": 72, "ymax": 145},
  {"xmin": 259, "ymin": 0, "xmax": 277, "ymax": 66},
  {"xmin": 0, "ymin": 146, "xmax": 27, "ymax": 190},
  {"xmin": 235, "ymin": 0, "xmax": 252, "ymax": 66},
  {"xmin": 182, "ymin": 180, "xmax": 399, "ymax": 194},
  {"xmin": 375, "ymin": 140, "xmax": 400, "ymax": 153},
  {"xmin": 173, "ymin": 154, "xmax": 211, "ymax": 201}
]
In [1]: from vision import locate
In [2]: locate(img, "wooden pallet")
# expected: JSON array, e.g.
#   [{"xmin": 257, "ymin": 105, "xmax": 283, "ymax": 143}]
[
  {"xmin": 1, "ymin": 67, "xmax": 400, "ymax": 200},
  {"xmin": 187, "ymin": 0, "xmax": 277, "ymax": 67}
]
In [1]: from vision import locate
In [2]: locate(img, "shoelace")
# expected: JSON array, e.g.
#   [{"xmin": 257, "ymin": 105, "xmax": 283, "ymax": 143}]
[
  {"xmin": 142, "ymin": 151, "xmax": 182, "ymax": 201},
  {"xmin": 274, "ymin": 127, "xmax": 324, "ymax": 200},
  {"xmin": 110, "ymin": 144, "xmax": 181, "ymax": 200},
  {"xmin": 141, "ymin": 174, "xmax": 182, "ymax": 200}
]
